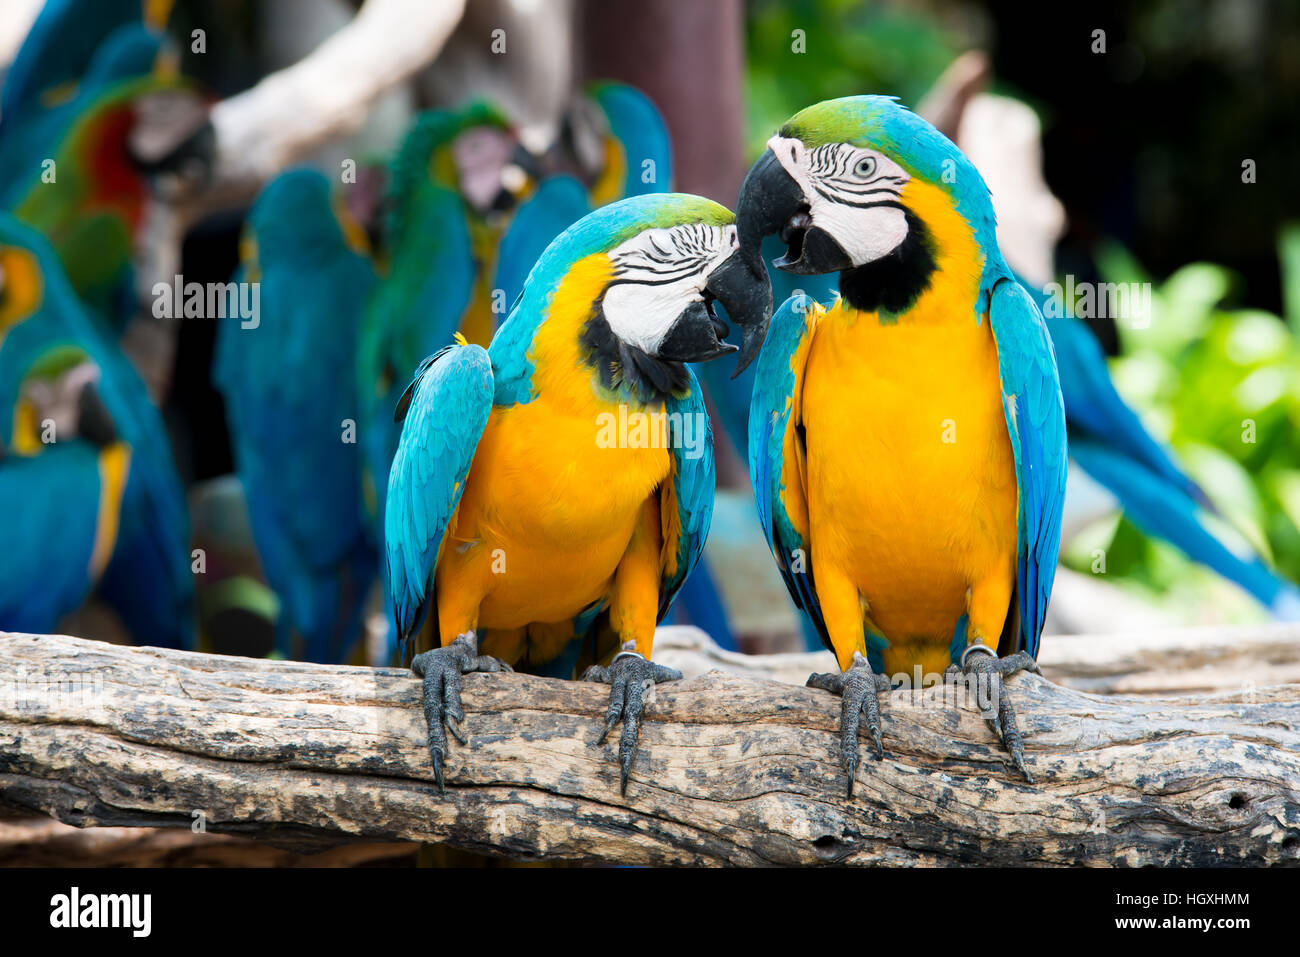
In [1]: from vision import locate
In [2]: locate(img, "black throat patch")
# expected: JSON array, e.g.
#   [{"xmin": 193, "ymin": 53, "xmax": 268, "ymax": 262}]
[
  {"xmin": 579, "ymin": 302, "xmax": 691, "ymax": 404},
  {"xmin": 836, "ymin": 209, "xmax": 938, "ymax": 315}
]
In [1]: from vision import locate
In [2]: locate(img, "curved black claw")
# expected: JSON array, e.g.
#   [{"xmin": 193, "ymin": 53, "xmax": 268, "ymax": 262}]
[
  {"xmin": 410, "ymin": 632, "xmax": 512, "ymax": 792},
  {"xmin": 946, "ymin": 646, "xmax": 1040, "ymax": 784},
  {"xmin": 807, "ymin": 652, "xmax": 892, "ymax": 798},
  {"xmin": 582, "ymin": 650, "xmax": 682, "ymax": 795}
]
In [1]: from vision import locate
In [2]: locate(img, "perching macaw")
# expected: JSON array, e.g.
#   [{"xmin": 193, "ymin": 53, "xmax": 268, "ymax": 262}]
[
  {"xmin": 1035, "ymin": 288, "xmax": 1300, "ymax": 620},
  {"xmin": 0, "ymin": 353, "xmax": 122, "ymax": 634},
  {"xmin": 384, "ymin": 193, "xmax": 770, "ymax": 791},
  {"xmin": 0, "ymin": 213, "xmax": 193, "ymax": 645},
  {"xmin": 736, "ymin": 96, "xmax": 1067, "ymax": 792},
  {"xmin": 214, "ymin": 169, "xmax": 378, "ymax": 664},
  {"xmin": 559, "ymin": 81, "xmax": 675, "ymax": 208}
]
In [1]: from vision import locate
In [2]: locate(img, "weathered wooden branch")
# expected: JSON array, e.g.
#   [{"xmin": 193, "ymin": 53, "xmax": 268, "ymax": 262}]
[
  {"xmin": 656, "ymin": 623, "xmax": 1300, "ymax": 696},
  {"xmin": 1, "ymin": 632, "xmax": 1298, "ymax": 865}
]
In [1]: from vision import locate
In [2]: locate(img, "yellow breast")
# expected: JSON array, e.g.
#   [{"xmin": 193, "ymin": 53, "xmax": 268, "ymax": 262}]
[
  {"xmin": 799, "ymin": 179, "xmax": 1018, "ymax": 670},
  {"xmin": 438, "ymin": 252, "xmax": 671, "ymax": 630}
]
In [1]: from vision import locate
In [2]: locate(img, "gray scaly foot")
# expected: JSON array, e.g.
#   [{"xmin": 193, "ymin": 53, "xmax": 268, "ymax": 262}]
[
  {"xmin": 807, "ymin": 651, "xmax": 892, "ymax": 797},
  {"xmin": 582, "ymin": 649, "xmax": 682, "ymax": 794},
  {"xmin": 411, "ymin": 631, "xmax": 512, "ymax": 791},
  {"xmin": 945, "ymin": 644, "xmax": 1041, "ymax": 784}
]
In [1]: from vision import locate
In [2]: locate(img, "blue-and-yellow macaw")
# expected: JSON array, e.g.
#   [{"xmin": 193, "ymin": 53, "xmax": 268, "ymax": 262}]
[
  {"xmin": 384, "ymin": 193, "xmax": 770, "ymax": 791},
  {"xmin": 557, "ymin": 81, "xmax": 674, "ymax": 208},
  {"xmin": 0, "ymin": 213, "xmax": 193, "ymax": 645},
  {"xmin": 736, "ymin": 96, "xmax": 1067, "ymax": 791},
  {"xmin": 214, "ymin": 169, "xmax": 378, "ymax": 664},
  {"xmin": 362, "ymin": 88, "xmax": 736, "ymax": 654}
]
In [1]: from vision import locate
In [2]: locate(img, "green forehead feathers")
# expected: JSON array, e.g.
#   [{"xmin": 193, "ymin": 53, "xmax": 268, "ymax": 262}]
[
  {"xmin": 780, "ymin": 96, "xmax": 965, "ymax": 178},
  {"xmin": 778, "ymin": 94, "xmax": 997, "ymax": 247}
]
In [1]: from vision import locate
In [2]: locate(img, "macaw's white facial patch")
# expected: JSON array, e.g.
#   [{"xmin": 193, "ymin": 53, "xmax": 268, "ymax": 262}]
[
  {"xmin": 767, "ymin": 134, "xmax": 912, "ymax": 265},
  {"xmin": 22, "ymin": 359, "xmax": 99, "ymax": 440},
  {"xmin": 452, "ymin": 126, "xmax": 517, "ymax": 212},
  {"xmin": 602, "ymin": 222, "xmax": 738, "ymax": 355}
]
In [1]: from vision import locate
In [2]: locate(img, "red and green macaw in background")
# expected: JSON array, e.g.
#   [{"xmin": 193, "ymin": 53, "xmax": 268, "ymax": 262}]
[
  {"xmin": 3, "ymin": 0, "xmax": 207, "ymax": 337},
  {"xmin": 0, "ymin": 0, "xmax": 172, "ymax": 142}
]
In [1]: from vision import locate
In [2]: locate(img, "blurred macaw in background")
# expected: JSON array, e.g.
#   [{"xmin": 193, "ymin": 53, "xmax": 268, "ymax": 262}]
[
  {"xmin": 10, "ymin": 71, "xmax": 209, "ymax": 335},
  {"xmin": 0, "ymin": 19, "xmax": 170, "ymax": 210},
  {"xmin": 357, "ymin": 101, "xmax": 532, "ymax": 563},
  {"xmin": 0, "ymin": 0, "xmax": 169, "ymax": 144},
  {"xmin": 737, "ymin": 96, "xmax": 1067, "ymax": 790},
  {"xmin": 214, "ymin": 169, "xmax": 378, "ymax": 664},
  {"xmin": 490, "ymin": 80, "xmax": 676, "ymax": 309},
  {"xmin": 0, "ymin": 213, "xmax": 193, "ymax": 646},
  {"xmin": 1, "ymin": 0, "xmax": 207, "ymax": 338},
  {"xmin": 384, "ymin": 194, "xmax": 770, "ymax": 790}
]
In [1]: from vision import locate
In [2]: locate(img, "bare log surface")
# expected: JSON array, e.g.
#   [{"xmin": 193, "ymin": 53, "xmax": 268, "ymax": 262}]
[
  {"xmin": 656, "ymin": 623, "xmax": 1300, "ymax": 696},
  {"xmin": 1, "ymin": 633, "xmax": 1298, "ymax": 866}
]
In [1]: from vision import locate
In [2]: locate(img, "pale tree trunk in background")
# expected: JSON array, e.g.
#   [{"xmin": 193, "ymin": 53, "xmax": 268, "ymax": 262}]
[
  {"xmin": 577, "ymin": 0, "xmax": 747, "ymax": 207},
  {"xmin": 0, "ymin": 0, "xmax": 43, "ymax": 81}
]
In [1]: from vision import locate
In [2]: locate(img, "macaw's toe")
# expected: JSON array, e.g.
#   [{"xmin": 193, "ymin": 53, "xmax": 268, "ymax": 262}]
[
  {"xmin": 807, "ymin": 651, "xmax": 892, "ymax": 798},
  {"xmin": 411, "ymin": 631, "xmax": 513, "ymax": 792},
  {"xmin": 582, "ymin": 650, "xmax": 682, "ymax": 795},
  {"xmin": 945, "ymin": 645, "xmax": 1040, "ymax": 784}
]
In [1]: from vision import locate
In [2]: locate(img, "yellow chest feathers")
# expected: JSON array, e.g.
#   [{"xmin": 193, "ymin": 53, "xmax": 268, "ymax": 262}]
[
  {"xmin": 456, "ymin": 251, "xmax": 673, "ymax": 551},
  {"xmin": 797, "ymin": 180, "xmax": 1019, "ymax": 646}
]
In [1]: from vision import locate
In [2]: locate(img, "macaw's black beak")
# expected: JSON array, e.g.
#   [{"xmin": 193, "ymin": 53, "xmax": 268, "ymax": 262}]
[
  {"xmin": 77, "ymin": 381, "xmax": 118, "ymax": 448},
  {"xmin": 127, "ymin": 89, "xmax": 215, "ymax": 195},
  {"xmin": 735, "ymin": 147, "xmax": 853, "ymax": 277},
  {"xmin": 655, "ymin": 248, "xmax": 773, "ymax": 378}
]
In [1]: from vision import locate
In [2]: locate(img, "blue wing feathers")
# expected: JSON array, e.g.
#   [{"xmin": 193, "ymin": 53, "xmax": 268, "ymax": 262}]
[
  {"xmin": 989, "ymin": 279, "xmax": 1068, "ymax": 658},
  {"xmin": 658, "ymin": 372, "xmax": 715, "ymax": 620},
  {"xmin": 748, "ymin": 297, "xmax": 831, "ymax": 648},
  {"xmin": 385, "ymin": 345, "xmax": 494, "ymax": 641}
]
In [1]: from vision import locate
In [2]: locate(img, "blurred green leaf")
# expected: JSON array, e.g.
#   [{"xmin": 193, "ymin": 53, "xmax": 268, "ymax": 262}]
[
  {"xmin": 1279, "ymin": 223, "xmax": 1300, "ymax": 336},
  {"xmin": 744, "ymin": 0, "xmax": 958, "ymax": 159},
  {"xmin": 1090, "ymin": 241, "xmax": 1300, "ymax": 613}
]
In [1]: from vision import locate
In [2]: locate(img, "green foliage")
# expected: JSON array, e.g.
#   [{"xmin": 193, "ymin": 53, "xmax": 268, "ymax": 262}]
[
  {"xmin": 744, "ymin": 0, "xmax": 958, "ymax": 159},
  {"xmin": 1064, "ymin": 231, "xmax": 1300, "ymax": 614}
]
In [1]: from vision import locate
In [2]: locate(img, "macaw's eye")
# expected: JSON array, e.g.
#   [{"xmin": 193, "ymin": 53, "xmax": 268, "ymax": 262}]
[{"xmin": 854, "ymin": 156, "xmax": 877, "ymax": 178}]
